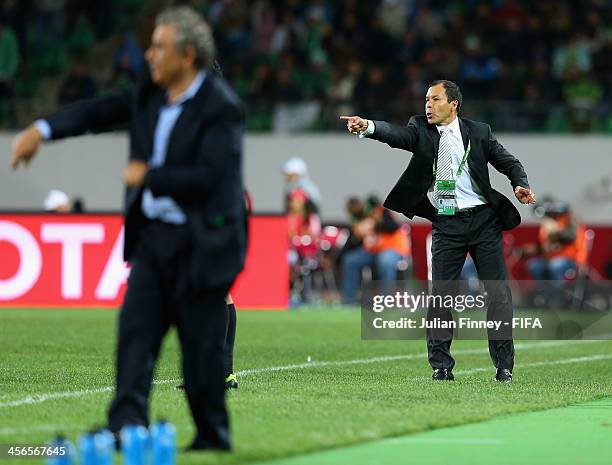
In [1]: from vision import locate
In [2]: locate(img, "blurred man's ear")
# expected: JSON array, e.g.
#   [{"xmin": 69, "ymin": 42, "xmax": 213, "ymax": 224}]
[{"xmin": 184, "ymin": 45, "xmax": 197, "ymax": 67}]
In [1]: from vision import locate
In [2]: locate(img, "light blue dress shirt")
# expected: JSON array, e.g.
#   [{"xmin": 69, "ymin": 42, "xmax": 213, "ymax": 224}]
[
  {"xmin": 36, "ymin": 71, "xmax": 207, "ymax": 225},
  {"xmin": 141, "ymin": 71, "xmax": 206, "ymax": 224}
]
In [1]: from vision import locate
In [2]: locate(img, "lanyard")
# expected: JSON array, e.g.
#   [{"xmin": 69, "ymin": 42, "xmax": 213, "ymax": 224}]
[{"xmin": 433, "ymin": 139, "xmax": 471, "ymax": 179}]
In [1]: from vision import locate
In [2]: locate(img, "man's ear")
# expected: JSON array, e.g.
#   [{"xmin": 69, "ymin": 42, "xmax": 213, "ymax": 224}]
[{"xmin": 184, "ymin": 45, "xmax": 197, "ymax": 68}]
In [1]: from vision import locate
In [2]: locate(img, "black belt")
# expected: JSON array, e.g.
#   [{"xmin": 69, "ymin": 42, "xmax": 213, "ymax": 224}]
[{"xmin": 454, "ymin": 204, "xmax": 489, "ymax": 217}]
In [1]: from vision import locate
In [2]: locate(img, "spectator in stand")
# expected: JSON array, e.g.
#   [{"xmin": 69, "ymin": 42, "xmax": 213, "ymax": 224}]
[
  {"xmin": 459, "ymin": 34, "xmax": 501, "ymax": 95},
  {"xmin": 0, "ymin": 20, "xmax": 19, "ymax": 114},
  {"xmin": 57, "ymin": 60, "xmax": 97, "ymax": 104},
  {"xmin": 354, "ymin": 66, "xmax": 393, "ymax": 121},
  {"xmin": 552, "ymin": 33, "xmax": 592, "ymax": 80},
  {"xmin": 341, "ymin": 195, "xmax": 368, "ymax": 255},
  {"xmin": 282, "ymin": 157, "xmax": 321, "ymax": 213},
  {"xmin": 563, "ymin": 70, "xmax": 603, "ymax": 132},
  {"xmin": 342, "ymin": 195, "xmax": 410, "ymax": 304},
  {"xmin": 112, "ymin": 30, "xmax": 144, "ymax": 83},
  {"xmin": 72, "ymin": 196, "xmax": 85, "ymax": 213},
  {"xmin": 270, "ymin": 10, "xmax": 306, "ymax": 55},
  {"xmin": 33, "ymin": 0, "xmax": 65, "ymax": 48},
  {"xmin": 274, "ymin": 67, "xmax": 302, "ymax": 103},
  {"xmin": 44, "ymin": 189, "xmax": 71, "ymax": 213},
  {"xmin": 0, "ymin": 0, "xmax": 27, "ymax": 57},
  {"xmin": 287, "ymin": 188, "xmax": 321, "ymax": 304},
  {"xmin": 251, "ymin": 5, "xmax": 277, "ymax": 54}
]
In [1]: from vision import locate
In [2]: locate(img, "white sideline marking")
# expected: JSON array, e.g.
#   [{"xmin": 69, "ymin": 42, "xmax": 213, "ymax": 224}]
[
  {"xmin": 0, "ymin": 386, "xmax": 114, "ymax": 408},
  {"xmin": 0, "ymin": 424, "xmax": 78, "ymax": 436},
  {"xmin": 3, "ymin": 352, "xmax": 610, "ymax": 439},
  {"xmin": 0, "ymin": 340, "xmax": 605, "ymax": 410},
  {"xmin": 236, "ymin": 340, "xmax": 601, "ymax": 376},
  {"xmin": 387, "ymin": 437, "xmax": 506, "ymax": 445}
]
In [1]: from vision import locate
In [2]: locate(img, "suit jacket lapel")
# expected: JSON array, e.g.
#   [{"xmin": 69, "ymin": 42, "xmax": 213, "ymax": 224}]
[
  {"xmin": 459, "ymin": 118, "xmax": 484, "ymax": 184},
  {"xmin": 166, "ymin": 74, "xmax": 214, "ymax": 162},
  {"xmin": 458, "ymin": 117, "xmax": 470, "ymax": 151},
  {"xmin": 426, "ymin": 124, "xmax": 440, "ymax": 162},
  {"xmin": 149, "ymin": 91, "xmax": 165, "ymax": 150}
]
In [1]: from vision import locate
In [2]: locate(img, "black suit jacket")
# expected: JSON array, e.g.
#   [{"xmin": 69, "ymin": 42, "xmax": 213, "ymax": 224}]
[
  {"xmin": 45, "ymin": 73, "xmax": 247, "ymax": 288},
  {"xmin": 369, "ymin": 115, "xmax": 530, "ymax": 230}
]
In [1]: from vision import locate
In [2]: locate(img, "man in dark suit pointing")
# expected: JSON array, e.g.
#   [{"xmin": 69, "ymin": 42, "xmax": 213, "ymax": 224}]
[
  {"xmin": 12, "ymin": 6, "xmax": 245, "ymax": 449},
  {"xmin": 341, "ymin": 80, "xmax": 535, "ymax": 383}
]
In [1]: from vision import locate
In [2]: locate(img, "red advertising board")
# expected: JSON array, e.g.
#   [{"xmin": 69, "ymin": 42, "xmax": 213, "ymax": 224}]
[
  {"xmin": 0, "ymin": 214, "xmax": 289, "ymax": 309},
  {"xmin": 408, "ymin": 223, "xmax": 612, "ymax": 281}
]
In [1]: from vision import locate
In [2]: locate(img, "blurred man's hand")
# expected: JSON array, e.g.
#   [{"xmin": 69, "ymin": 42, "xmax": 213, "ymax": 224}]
[
  {"xmin": 11, "ymin": 125, "xmax": 44, "ymax": 170},
  {"xmin": 340, "ymin": 115, "xmax": 368, "ymax": 134},
  {"xmin": 123, "ymin": 161, "xmax": 149, "ymax": 187},
  {"xmin": 515, "ymin": 186, "xmax": 536, "ymax": 204}
]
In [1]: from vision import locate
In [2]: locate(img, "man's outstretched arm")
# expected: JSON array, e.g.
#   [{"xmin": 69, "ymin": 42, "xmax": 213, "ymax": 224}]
[
  {"xmin": 11, "ymin": 91, "xmax": 132, "ymax": 170},
  {"xmin": 340, "ymin": 115, "xmax": 419, "ymax": 152},
  {"xmin": 486, "ymin": 125, "xmax": 536, "ymax": 205}
]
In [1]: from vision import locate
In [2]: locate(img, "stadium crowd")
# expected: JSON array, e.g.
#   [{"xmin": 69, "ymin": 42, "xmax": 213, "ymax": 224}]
[{"xmin": 1, "ymin": 0, "xmax": 611, "ymax": 131}]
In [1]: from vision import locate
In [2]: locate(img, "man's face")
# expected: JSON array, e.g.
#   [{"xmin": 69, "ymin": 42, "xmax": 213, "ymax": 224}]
[
  {"xmin": 145, "ymin": 24, "xmax": 192, "ymax": 87},
  {"xmin": 425, "ymin": 84, "xmax": 457, "ymax": 125},
  {"xmin": 285, "ymin": 173, "xmax": 299, "ymax": 183}
]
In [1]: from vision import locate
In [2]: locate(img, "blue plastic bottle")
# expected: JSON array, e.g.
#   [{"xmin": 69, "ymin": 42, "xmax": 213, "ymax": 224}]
[
  {"xmin": 120, "ymin": 425, "xmax": 149, "ymax": 465},
  {"xmin": 93, "ymin": 429, "xmax": 115, "ymax": 465},
  {"xmin": 78, "ymin": 432, "xmax": 97, "ymax": 465},
  {"xmin": 150, "ymin": 421, "xmax": 177, "ymax": 465},
  {"xmin": 45, "ymin": 436, "xmax": 74, "ymax": 465}
]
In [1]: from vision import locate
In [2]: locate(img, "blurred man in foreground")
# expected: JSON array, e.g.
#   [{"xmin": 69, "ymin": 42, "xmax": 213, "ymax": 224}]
[{"xmin": 11, "ymin": 6, "xmax": 245, "ymax": 450}]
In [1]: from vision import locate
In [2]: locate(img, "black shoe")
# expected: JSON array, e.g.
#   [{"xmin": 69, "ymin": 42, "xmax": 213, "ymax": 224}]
[
  {"xmin": 185, "ymin": 442, "xmax": 231, "ymax": 452},
  {"xmin": 185, "ymin": 433, "xmax": 231, "ymax": 452},
  {"xmin": 495, "ymin": 368, "xmax": 513, "ymax": 383},
  {"xmin": 432, "ymin": 368, "xmax": 454, "ymax": 381},
  {"xmin": 225, "ymin": 374, "xmax": 238, "ymax": 390}
]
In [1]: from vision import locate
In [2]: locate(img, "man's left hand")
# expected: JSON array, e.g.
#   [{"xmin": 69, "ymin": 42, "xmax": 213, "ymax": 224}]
[
  {"xmin": 515, "ymin": 186, "xmax": 536, "ymax": 204},
  {"xmin": 123, "ymin": 160, "xmax": 149, "ymax": 187}
]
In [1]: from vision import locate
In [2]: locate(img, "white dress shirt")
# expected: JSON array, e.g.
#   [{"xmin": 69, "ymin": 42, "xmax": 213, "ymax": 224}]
[
  {"xmin": 360, "ymin": 117, "xmax": 487, "ymax": 210},
  {"xmin": 427, "ymin": 116, "xmax": 486, "ymax": 209}
]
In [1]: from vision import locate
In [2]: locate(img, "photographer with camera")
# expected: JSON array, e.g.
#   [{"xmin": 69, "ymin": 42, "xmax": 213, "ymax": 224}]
[{"xmin": 526, "ymin": 200, "xmax": 584, "ymax": 282}]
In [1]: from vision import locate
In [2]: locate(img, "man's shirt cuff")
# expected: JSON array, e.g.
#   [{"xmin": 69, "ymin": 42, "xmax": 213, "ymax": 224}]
[
  {"xmin": 34, "ymin": 119, "xmax": 52, "ymax": 140},
  {"xmin": 358, "ymin": 120, "xmax": 375, "ymax": 139}
]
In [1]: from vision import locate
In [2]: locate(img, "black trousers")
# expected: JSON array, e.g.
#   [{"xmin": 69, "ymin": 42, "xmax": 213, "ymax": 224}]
[
  {"xmin": 107, "ymin": 221, "xmax": 231, "ymax": 449},
  {"xmin": 225, "ymin": 303, "xmax": 237, "ymax": 376},
  {"xmin": 428, "ymin": 205, "xmax": 514, "ymax": 371}
]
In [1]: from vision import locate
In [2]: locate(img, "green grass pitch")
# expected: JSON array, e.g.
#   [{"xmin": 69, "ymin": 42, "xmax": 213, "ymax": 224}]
[{"xmin": 1, "ymin": 308, "xmax": 612, "ymax": 465}]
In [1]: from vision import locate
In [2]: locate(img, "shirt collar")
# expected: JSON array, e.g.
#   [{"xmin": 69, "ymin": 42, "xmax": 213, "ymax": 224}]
[
  {"xmin": 436, "ymin": 116, "xmax": 460, "ymax": 136},
  {"xmin": 167, "ymin": 71, "xmax": 206, "ymax": 106}
]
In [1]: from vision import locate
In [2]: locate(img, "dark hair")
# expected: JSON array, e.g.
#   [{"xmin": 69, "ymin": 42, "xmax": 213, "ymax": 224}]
[
  {"xmin": 366, "ymin": 194, "xmax": 382, "ymax": 209},
  {"xmin": 428, "ymin": 79, "xmax": 462, "ymax": 112}
]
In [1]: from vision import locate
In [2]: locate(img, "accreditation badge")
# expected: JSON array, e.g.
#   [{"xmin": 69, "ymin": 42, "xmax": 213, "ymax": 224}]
[
  {"xmin": 436, "ymin": 180, "xmax": 457, "ymax": 215},
  {"xmin": 437, "ymin": 180, "xmax": 456, "ymax": 191}
]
